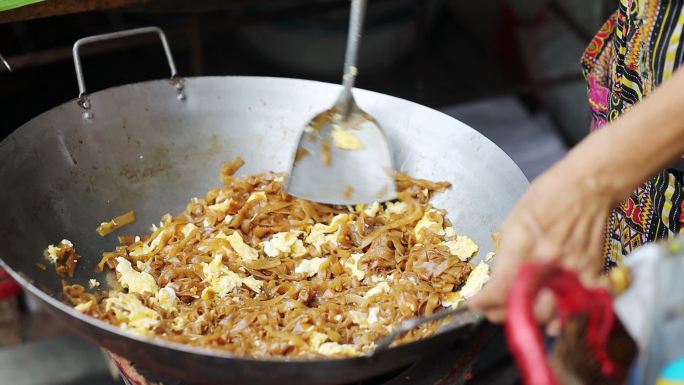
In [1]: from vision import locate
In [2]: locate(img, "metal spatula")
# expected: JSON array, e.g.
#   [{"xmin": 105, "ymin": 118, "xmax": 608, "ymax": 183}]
[{"xmin": 286, "ymin": 0, "xmax": 397, "ymax": 206}]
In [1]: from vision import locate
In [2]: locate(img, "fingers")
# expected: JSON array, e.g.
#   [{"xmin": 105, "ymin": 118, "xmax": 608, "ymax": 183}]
[{"xmin": 470, "ymin": 224, "xmax": 535, "ymax": 322}]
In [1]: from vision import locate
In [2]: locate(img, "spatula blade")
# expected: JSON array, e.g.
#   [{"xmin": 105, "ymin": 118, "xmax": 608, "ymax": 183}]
[{"xmin": 287, "ymin": 110, "xmax": 397, "ymax": 206}]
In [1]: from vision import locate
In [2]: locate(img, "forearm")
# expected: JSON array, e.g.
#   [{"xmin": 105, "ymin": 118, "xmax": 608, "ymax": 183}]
[{"xmin": 553, "ymin": 68, "xmax": 684, "ymax": 203}]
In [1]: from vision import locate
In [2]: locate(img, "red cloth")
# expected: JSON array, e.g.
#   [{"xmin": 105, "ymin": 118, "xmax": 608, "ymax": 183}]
[
  {"xmin": 0, "ymin": 269, "xmax": 21, "ymax": 299},
  {"xmin": 506, "ymin": 263, "xmax": 617, "ymax": 385}
]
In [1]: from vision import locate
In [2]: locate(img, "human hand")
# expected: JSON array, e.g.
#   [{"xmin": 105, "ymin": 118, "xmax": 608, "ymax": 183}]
[{"xmin": 469, "ymin": 158, "xmax": 615, "ymax": 323}]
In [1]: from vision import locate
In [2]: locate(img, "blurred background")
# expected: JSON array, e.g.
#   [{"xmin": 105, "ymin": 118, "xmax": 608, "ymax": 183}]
[{"xmin": 0, "ymin": 0, "xmax": 615, "ymax": 384}]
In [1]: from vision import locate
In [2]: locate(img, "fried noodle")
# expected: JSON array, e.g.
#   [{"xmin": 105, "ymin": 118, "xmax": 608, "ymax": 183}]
[{"xmin": 58, "ymin": 157, "xmax": 488, "ymax": 358}]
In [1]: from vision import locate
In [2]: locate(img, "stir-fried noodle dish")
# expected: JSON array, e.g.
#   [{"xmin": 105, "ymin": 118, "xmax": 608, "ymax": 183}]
[{"xmin": 45, "ymin": 158, "xmax": 490, "ymax": 358}]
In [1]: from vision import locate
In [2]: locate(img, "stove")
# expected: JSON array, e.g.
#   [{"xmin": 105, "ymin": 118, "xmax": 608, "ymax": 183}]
[{"xmin": 113, "ymin": 326, "xmax": 519, "ymax": 385}]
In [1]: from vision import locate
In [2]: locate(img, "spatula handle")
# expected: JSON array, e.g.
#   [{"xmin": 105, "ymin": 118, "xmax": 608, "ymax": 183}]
[{"xmin": 337, "ymin": 0, "xmax": 366, "ymax": 118}]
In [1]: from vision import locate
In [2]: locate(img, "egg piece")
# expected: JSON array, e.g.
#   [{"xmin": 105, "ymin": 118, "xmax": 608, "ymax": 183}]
[
  {"xmin": 460, "ymin": 261, "xmax": 490, "ymax": 299},
  {"xmin": 363, "ymin": 202, "xmax": 381, "ymax": 217},
  {"xmin": 246, "ymin": 191, "xmax": 267, "ymax": 203},
  {"xmin": 317, "ymin": 342, "xmax": 361, "ymax": 357},
  {"xmin": 129, "ymin": 230, "xmax": 171, "ymax": 258},
  {"xmin": 364, "ymin": 281, "xmax": 391, "ymax": 299},
  {"xmin": 385, "ymin": 201, "xmax": 408, "ymax": 215},
  {"xmin": 201, "ymin": 255, "xmax": 242, "ymax": 299},
  {"xmin": 442, "ymin": 292, "xmax": 464, "ymax": 308},
  {"xmin": 181, "ymin": 223, "xmax": 199, "ymax": 238},
  {"xmin": 226, "ymin": 232, "xmax": 259, "ymax": 261},
  {"xmin": 343, "ymin": 253, "xmax": 365, "ymax": 281},
  {"xmin": 485, "ymin": 252, "xmax": 495, "ymax": 262},
  {"xmin": 154, "ymin": 286, "xmax": 178, "ymax": 313},
  {"xmin": 414, "ymin": 210, "xmax": 445, "ymax": 241},
  {"xmin": 442, "ymin": 236, "xmax": 479, "ymax": 262},
  {"xmin": 170, "ymin": 316, "xmax": 186, "ymax": 331},
  {"xmin": 115, "ymin": 257, "xmax": 159, "ymax": 295},
  {"xmin": 88, "ymin": 279, "xmax": 100, "ymax": 289},
  {"xmin": 295, "ymin": 257, "xmax": 327, "ymax": 277},
  {"xmin": 305, "ymin": 214, "xmax": 353, "ymax": 252},
  {"xmin": 308, "ymin": 332, "xmax": 329, "ymax": 351},
  {"xmin": 44, "ymin": 239, "xmax": 73, "ymax": 264},
  {"xmin": 104, "ymin": 292, "xmax": 160, "ymax": 335},
  {"xmin": 74, "ymin": 301, "xmax": 93, "ymax": 312},
  {"xmin": 444, "ymin": 226, "xmax": 457, "ymax": 239},
  {"xmin": 262, "ymin": 231, "xmax": 306, "ymax": 258},
  {"xmin": 349, "ymin": 307, "xmax": 381, "ymax": 328},
  {"xmin": 241, "ymin": 276, "xmax": 264, "ymax": 294},
  {"xmin": 331, "ymin": 126, "xmax": 364, "ymax": 150}
]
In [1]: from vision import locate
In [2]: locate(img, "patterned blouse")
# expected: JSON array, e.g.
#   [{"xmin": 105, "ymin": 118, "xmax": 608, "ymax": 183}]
[{"xmin": 581, "ymin": 0, "xmax": 684, "ymax": 268}]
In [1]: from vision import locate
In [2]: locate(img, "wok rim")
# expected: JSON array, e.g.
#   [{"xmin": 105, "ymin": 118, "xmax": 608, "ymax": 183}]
[{"xmin": 1, "ymin": 75, "xmax": 526, "ymax": 365}]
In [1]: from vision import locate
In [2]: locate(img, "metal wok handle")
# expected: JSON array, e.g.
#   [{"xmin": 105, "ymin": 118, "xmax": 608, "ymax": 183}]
[
  {"xmin": 373, "ymin": 306, "xmax": 484, "ymax": 354},
  {"xmin": 0, "ymin": 51, "xmax": 11, "ymax": 72},
  {"xmin": 72, "ymin": 26, "xmax": 183, "ymax": 119}
]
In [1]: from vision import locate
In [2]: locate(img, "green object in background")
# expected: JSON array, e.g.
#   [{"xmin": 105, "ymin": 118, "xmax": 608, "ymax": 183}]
[{"xmin": 0, "ymin": 0, "xmax": 45, "ymax": 12}]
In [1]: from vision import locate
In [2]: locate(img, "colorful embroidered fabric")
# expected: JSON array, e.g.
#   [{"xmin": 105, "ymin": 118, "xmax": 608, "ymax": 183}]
[{"xmin": 581, "ymin": 0, "xmax": 684, "ymax": 268}]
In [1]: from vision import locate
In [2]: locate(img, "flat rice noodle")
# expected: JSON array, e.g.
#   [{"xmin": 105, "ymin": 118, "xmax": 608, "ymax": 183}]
[
  {"xmin": 59, "ymin": 164, "xmax": 484, "ymax": 358},
  {"xmin": 360, "ymin": 193, "xmax": 422, "ymax": 249}
]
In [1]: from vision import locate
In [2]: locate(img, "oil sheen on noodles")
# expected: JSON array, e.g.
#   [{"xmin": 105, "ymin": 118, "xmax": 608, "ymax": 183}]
[{"xmin": 61, "ymin": 158, "xmax": 488, "ymax": 359}]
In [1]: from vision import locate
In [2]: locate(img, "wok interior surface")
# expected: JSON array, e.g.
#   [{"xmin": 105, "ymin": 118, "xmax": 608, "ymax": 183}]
[{"xmin": 0, "ymin": 76, "xmax": 527, "ymax": 384}]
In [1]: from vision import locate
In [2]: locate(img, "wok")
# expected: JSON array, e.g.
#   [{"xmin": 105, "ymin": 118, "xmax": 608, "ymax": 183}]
[{"xmin": 0, "ymin": 27, "xmax": 528, "ymax": 385}]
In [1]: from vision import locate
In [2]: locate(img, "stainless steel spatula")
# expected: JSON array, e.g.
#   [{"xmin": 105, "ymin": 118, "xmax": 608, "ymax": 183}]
[{"xmin": 286, "ymin": 0, "xmax": 397, "ymax": 206}]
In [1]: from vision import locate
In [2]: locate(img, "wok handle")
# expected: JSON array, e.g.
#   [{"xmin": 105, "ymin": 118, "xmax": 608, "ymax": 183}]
[
  {"xmin": 0, "ymin": 51, "xmax": 10, "ymax": 72},
  {"xmin": 72, "ymin": 26, "xmax": 179, "ymax": 99},
  {"xmin": 372, "ymin": 306, "xmax": 483, "ymax": 354}
]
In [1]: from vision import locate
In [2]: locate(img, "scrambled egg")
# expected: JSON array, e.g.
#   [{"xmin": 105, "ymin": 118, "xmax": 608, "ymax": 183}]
[
  {"xmin": 201, "ymin": 255, "xmax": 243, "ymax": 299},
  {"xmin": 442, "ymin": 292, "xmax": 463, "ymax": 308},
  {"xmin": 485, "ymin": 252, "xmax": 495, "ymax": 262},
  {"xmin": 115, "ymin": 257, "xmax": 159, "ymax": 295},
  {"xmin": 201, "ymin": 255, "xmax": 263, "ymax": 298},
  {"xmin": 442, "ymin": 236, "xmax": 479, "ymax": 262},
  {"xmin": 154, "ymin": 286, "xmax": 178, "ymax": 313},
  {"xmin": 305, "ymin": 214, "xmax": 353, "ymax": 253},
  {"xmin": 241, "ymin": 276, "xmax": 264, "ymax": 294},
  {"xmin": 308, "ymin": 332, "xmax": 329, "ymax": 351},
  {"xmin": 364, "ymin": 281, "xmax": 391, "ymax": 299},
  {"xmin": 104, "ymin": 292, "xmax": 160, "ymax": 335},
  {"xmin": 343, "ymin": 253, "xmax": 365, "ymax": 281},
  {"xmin": 88, "ymin": 279, "xmax": 100, "ymax": 289},
  {"xmin": 370, "ymin": 273, "xmax": 394, "ymax": 283},
  {"xmin": 331, "ymin": 126, "xmax": 364, "ymax": 150},
  {"xmin": 385, "ymin": 201, "xmax": 408, "ymax": 215},
  {"xmin": 129, "ymin": 229, "xmax": 172, "ymax": 258},
  {"xmin": 460, "ymin": 261, "xmax": 490, "ymax": 299},
  {"xmin": 444, "ymin": 226, "xmax": 456, "ymax": 239},
  {"xmin": 136, "ymin": 261, "xmax": 151, "ymax": 273},
  {"xmin": 225, "ymin": 232, "xmax": 258, "ymax": 261},
  {"xmin": 181, "ymin": 223, "xmax": 199, "ymax": 238},
  {"xmin": 170, "ymin": 316, "xmax": 186, "ymax": 331},
  {"xmin": 247, "ymin": 191, "xmax": 267, "ymax": 203},
  {"xmin": 295, "ymin": 257, "xmax": 327, "ymax": 277},
  {"xmin": 363, "ymin": 202, "xmax": 381, "ymax": 217},
  {"xmin": 414, "ymin": 210, "xmax": 445, "ymax": 241},
  {"xmin": 262, "ymin": 231, "xmax": 306, "ymax": 258},
  {"xmin": 349, "ymin": 307, "xmax": 380, "ymax": 328},
  {"xmin": 74, "ymin": 301, "xmax": 93, "ymax": 312},
  {"xmin": 317, "ymin": 342, "xmax": 360, "ymax": 357},
  {"xmin": 44, "ymin": 239, "xmax": 73, "ymax": 264}
]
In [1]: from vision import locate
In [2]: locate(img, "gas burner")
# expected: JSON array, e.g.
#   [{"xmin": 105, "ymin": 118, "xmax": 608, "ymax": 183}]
[{"xmin": 112, "ymin": 326, "xmax": 517, "ymax": 385}]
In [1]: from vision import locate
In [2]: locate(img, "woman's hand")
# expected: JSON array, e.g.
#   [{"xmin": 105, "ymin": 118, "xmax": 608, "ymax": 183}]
[
  {"xmin": 470, "ymin": 158, "xmax": 613, "ymax": 322},
  {"xmin": 471, "ymin": 66, "xmax": 684, "ymax": 323}
]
